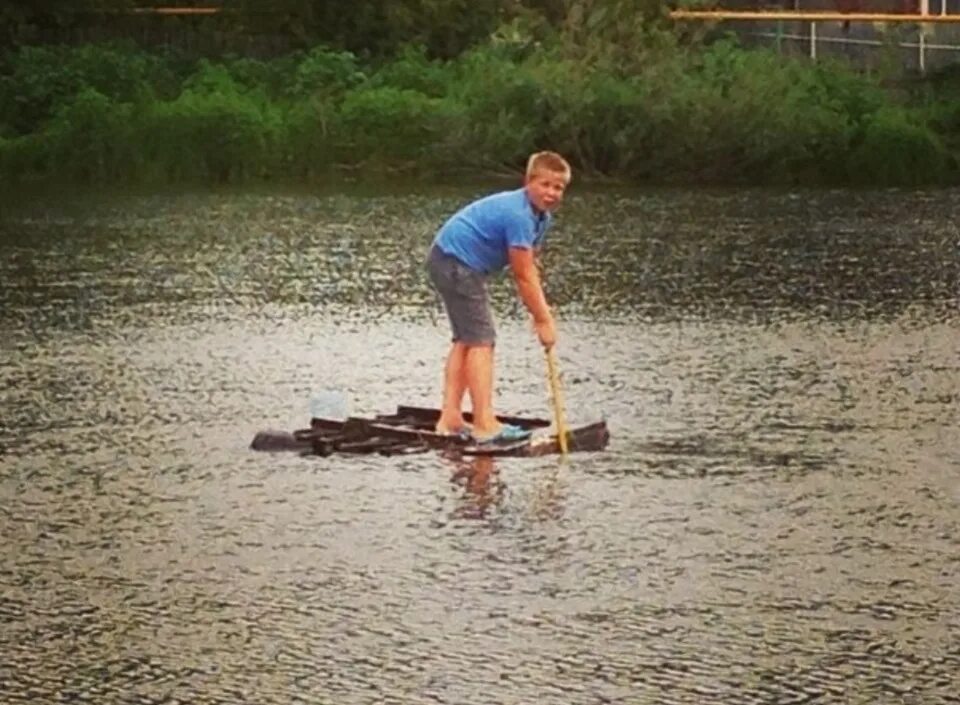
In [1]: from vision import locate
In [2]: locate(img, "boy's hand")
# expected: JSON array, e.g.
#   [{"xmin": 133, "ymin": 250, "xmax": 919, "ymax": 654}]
[{"xmin": 535, "ymin": 316, "xmax": 557, "ymax": 349}]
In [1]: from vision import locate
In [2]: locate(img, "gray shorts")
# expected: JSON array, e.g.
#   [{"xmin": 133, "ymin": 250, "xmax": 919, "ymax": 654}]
[{"xmin": 426, "ymin": 245, "xmax": 495, "ymax": 345}]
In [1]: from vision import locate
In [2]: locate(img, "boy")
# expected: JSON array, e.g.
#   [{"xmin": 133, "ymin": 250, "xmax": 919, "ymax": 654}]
[{"xmin": 426, "ymin": 151, "xmax": 571, "ymax": 444}]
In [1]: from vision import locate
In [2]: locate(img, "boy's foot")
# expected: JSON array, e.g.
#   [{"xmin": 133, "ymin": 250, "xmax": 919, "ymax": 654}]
[
  {"xmin": 435, "ymin": 423, "xmax": 472, "ymax": 440},
  {"xmin": 471, "ymin": 424, "xmax": 531, "ymax": 445}
]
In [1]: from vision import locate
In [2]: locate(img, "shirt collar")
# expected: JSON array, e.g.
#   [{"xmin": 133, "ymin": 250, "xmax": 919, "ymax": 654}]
[{"xmin": 521, "ymin": 188, "xmax": 550, "ymax": 224}]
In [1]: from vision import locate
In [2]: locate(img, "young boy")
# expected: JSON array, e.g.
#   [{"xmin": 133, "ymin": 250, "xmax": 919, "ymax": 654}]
[{"xmin": 426, "ymin": 151, "xmax": 572, "ymax": 444}]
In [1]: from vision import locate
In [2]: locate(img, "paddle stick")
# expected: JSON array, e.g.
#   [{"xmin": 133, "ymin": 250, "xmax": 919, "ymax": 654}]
[{"xmin": 545, "ymin": 346, "xmax": 569, "ymax": 456}]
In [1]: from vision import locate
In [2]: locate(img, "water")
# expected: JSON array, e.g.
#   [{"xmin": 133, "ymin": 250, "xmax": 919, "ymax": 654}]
[{"xmin": 1, "ymin": 184, "xmax": 957, "ymax": 704}]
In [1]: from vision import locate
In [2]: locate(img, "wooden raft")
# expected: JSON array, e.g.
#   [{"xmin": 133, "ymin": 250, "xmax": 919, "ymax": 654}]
[{"xmin": 251, "ymin": 405, "xmax": 609, "ymax": 457}]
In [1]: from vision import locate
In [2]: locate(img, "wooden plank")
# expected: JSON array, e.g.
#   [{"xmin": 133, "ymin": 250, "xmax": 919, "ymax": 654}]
[
  {"xmin": 250, "ymin": 430, "xmax": 312, "ymax": 452},
  {"xmin": 529, "ymin": 421, "xmax": 610, "ymax": 456},
  {"xmin": 373, "ymin": 412, "xmax": 435, "ymax": 430},
  {"xmin": 462, "ymin": 421, "xmax": 610, "ymax": 457},
  {"xmin": 338, "ymin": 437, "xmax": 423, "ymax": 454},
  {"xmin": 362, "ymin": 421, "xmax": 471, "ymax": 449},
  {"xmin": 393, "ymin": 405, "xmax": 551, "ymax": 429},
  {"xmin": 307, "ymin": 417, "xmax": 351, "ymax": 432}
]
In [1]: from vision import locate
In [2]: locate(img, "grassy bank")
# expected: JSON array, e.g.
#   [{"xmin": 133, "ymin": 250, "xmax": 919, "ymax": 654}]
[{"xmin": 1, "ymin": 31, "xmax": 957, "ymax": 187}]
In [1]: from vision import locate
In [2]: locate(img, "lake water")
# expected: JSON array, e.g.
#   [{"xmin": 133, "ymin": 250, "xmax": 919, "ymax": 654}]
[{"xmin": 1, "ymin": 184, "xmax": 957, "ymax": 704}]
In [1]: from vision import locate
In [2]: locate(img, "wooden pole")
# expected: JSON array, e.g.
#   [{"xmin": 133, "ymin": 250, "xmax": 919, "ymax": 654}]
[{"xmin": 545, "ymin": 348, "xmax": 569, "ymax": 456}]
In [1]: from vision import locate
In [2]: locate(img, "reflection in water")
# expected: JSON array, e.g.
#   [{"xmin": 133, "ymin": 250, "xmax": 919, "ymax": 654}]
[
  {"xmin": 0, "ymin": 185, "xmax": 957, "ymax": 704},
  {"xmin": 448, "ymin": 454, "xmax": 568, "ymax": 523},
  {"xmin": 449, "ymin": 455, "xmax": 502, "ymax": 519}
]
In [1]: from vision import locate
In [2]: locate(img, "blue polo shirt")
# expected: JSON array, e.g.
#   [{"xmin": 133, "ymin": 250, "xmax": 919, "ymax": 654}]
[{"xmin": 433, "ymin": 188, "xmax": 552, "ymax": 274}]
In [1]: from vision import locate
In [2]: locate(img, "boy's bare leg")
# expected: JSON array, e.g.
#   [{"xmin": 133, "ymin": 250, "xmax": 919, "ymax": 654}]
[
  {"xmin": 436, "ymin": 342, "xmax": 468, "ymax": 433},
  {"xmin": 465, "ymin": 344, "xmax": 501, "ymax": 437}
]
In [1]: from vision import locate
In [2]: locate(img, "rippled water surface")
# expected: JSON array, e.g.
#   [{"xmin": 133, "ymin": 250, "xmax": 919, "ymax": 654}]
[{"xmin": 1, "ymin": 184, "xmax": 958, "ymax": 704}]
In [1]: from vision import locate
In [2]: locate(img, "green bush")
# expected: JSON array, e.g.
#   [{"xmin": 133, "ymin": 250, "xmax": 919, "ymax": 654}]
[
  {"xmin": 281, "ymin": 100, "xmax": 336, "ymax": 177},
  {"xmin": 847, "ymin": 107, "xmax": 948, "ymax": 185},
  {"xmin": 286, "ymin": 47, "xmax": 366, "ymax": 100},
  {"xmin": 675, "ymin": 43, "xmax": 856, "ymax": 182},
  {"xmin": 0, "ymin": 43, "xmax": 162, "ymax": 135},
  {"xmin": 908, "ymin": 64, "xmax": 960, "ymax": 174},
  {"xmin": 42, "ymin": 88, "xmax": 135, "ymax": 182},
  {"xmin": 140, "ymin": 83, "xmax": 281, "ymax": 182},
  {"xmin": 222, "ymin": 54, "xmax": 301, "ymax": 99},
  {"xmin": 367, "ymin": 45, "xmax": 455, "ymax": 98},
  {"xmin": 0, "ymin": 132, "xmax": 46, "ymax": 181},
  {"xmin": 445, "ymin": 46, "xmax": 548, "ymax": 167},
  {"xmin": 332, "ymin": 86, "xmax": 454, "ymax": 165},
  {"xmin": 532, "ymin": 58, "xmax": 652, "ymax": 176}
]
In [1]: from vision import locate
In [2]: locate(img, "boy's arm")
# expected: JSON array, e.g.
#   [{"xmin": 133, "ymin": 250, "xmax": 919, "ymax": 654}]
[
  {"xmin": 508, "ymin": 247, "xmax": 557, "ymax": 350},
  {"xmin": 509, "ymin": 246, "xmax": 557, "ymax": 348},
  {"xmin": 509, "ymin": 247, "xmax": 550, "ymax": 322}
]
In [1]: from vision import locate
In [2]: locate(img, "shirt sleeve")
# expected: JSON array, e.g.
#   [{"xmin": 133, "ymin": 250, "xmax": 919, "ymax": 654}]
[{"xmin": 504, "ymin": 212, "xmax": 536, "ymax": 249}]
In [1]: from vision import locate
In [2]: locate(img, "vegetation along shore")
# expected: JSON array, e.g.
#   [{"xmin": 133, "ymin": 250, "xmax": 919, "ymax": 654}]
[{"xmin": 2, "ymin": 0, "xmax": 960, "ymax": 187}]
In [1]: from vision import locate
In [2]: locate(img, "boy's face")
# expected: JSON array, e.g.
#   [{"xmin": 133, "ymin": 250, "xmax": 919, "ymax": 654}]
[{"xmin": 525, "ymin": 170, "xmax": 569, "ymax": 213}]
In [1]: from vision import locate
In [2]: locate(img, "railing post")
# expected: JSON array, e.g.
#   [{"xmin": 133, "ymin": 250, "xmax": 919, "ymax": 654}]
[
  {"xmin": 810, "ymin": 21, "xmax": 817, "ymax": 59},
  {"xmin": 921, "ymin": 0, "xmax": 929, "ymax": 73},
  {"xmin": 919, "ymin": 29, "xmax": 926, "ymax": 72}
]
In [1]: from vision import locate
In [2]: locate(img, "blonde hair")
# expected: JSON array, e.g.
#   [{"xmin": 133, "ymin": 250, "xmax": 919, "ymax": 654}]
[{"xmin": 526, "ymin": 151, "xmax": 572, "ymax": 182}]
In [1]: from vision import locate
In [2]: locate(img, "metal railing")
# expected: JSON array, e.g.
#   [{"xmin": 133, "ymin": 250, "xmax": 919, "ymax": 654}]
[{"xmin": 670, "ymin": 8, "xmax": 960, "ymax": 71}]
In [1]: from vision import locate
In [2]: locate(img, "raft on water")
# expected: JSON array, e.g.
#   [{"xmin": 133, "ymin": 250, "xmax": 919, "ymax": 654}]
[{"xmin": 251, "ymin": 405, "xmax": 610, "ymax": 458}]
